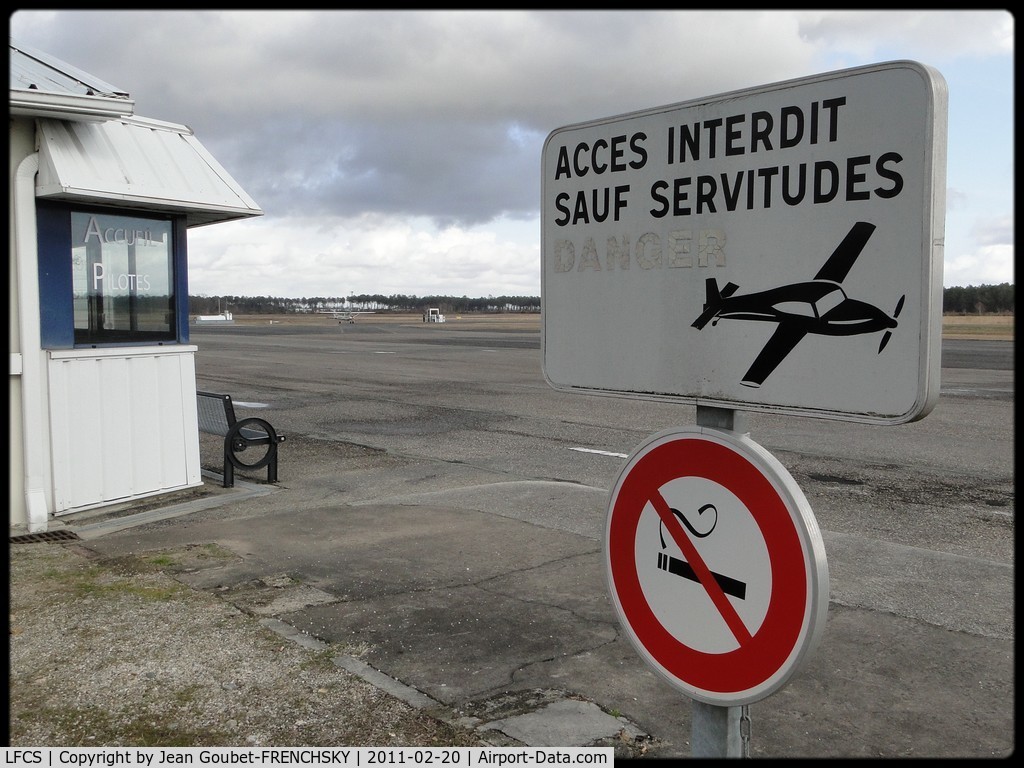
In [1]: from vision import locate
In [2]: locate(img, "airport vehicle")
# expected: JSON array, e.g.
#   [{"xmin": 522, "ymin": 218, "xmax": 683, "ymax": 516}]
[
  {"xmin": 691, "ymin": 221, "xmax": 905, "ymax": 388},
  {"xmin": 423, "ymin": 307, "xmax": 446, "ymax": 323}
]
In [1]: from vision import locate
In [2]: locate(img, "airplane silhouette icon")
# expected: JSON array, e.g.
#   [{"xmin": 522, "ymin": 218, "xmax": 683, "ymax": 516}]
[{"xmin": 691, "ymin": 222, "xmax": 905, "ymax": 388}]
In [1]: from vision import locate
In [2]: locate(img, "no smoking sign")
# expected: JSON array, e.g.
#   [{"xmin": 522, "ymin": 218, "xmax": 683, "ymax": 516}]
[{"xmin": 605, "ymin": 426, "xmax": 829, "ymax": 706}]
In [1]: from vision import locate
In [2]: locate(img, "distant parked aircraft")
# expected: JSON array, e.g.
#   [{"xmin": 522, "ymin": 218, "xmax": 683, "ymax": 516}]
[
  {"xmin": 318, "ymin": 309, "xmax": 376, "ymax": 324},
  {"xmin": 691, "ymin": 221, "xmax": 905, "ymax": 388}
]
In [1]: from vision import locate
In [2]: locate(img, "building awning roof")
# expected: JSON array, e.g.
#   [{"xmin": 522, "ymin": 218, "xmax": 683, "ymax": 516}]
[
  {"xmin": 10, "ymin": 37, "xmax": 134, "ymax": 121},
  {"xmin": 35, "ymin": 116, "xmax": 263, "ymax": 228}
]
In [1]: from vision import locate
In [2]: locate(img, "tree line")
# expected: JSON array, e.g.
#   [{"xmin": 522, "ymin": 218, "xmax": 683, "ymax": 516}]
[
  {"xmin": 942, "ymin": 283, "xmax": 1014, "ymax": 314},
  {"xmin": 190, "ymin": 285, "xmax": 1013, "ymax": 316}
]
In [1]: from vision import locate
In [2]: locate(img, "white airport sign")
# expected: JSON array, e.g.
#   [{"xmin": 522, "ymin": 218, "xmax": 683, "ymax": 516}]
[{"xmin": 542, "ymin": 61, "xmax": 947, "ymax": 424}]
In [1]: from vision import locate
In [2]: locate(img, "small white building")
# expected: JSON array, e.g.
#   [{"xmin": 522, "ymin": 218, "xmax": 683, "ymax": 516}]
[{"xmin": 9, "ymin": 39, "xmax": 263, "ymax": 532}]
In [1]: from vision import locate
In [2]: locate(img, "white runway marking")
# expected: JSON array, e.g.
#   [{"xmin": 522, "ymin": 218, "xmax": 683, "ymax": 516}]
[{"xmin": 570, "ymin": 447, "xmax": 628, "ymax": 458}]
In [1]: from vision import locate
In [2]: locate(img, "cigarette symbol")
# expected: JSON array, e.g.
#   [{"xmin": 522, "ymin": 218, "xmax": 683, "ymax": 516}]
[
  {"xmin": 657, "ymin": 503, "xmax": 747, "ymax": 600},
  {"xmin": 656, "ymin": 551, "xmax": 747, "ymax": 600}
]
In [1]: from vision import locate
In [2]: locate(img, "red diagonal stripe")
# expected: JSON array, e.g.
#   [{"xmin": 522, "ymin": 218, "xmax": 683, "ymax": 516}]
[{"xmin": 650, "ymin": 490, "xmax": 753, "ymax": 645}]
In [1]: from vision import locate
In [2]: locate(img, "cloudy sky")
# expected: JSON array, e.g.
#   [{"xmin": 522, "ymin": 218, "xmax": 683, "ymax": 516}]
[{"xmin": 10, "ymin": 10, "xmax": 1014, "ymax": 299}]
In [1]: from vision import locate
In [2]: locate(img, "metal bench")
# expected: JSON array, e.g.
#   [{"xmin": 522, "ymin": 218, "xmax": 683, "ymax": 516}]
[{"xmin": 196, "ymin": 391, "xmax": 286, "ymax": 488}]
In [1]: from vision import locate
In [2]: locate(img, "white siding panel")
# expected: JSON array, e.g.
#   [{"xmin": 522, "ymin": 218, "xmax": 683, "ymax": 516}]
[
  {"xmin": 47, "ymin": 358, "xmax": 69, "ymax": 511},
  {"xmin": 68, "ymin": 359, "xmax": 105, "ymax": 505},
  {"xmin": 127, "ymin": 355, "xmax": 163, "ymax": 493},
  {"xmin": 98, "ymin": 355, "xmax": 134, "ymax": 499},
  {"xmin": 177, "ymin": 353, "xmax": 202, "ymax": 486},
  {"xmin": 47, "ymin": 357, "xmax": 100, "ymax": 509},
  {"xmin": 48, "ymin": 346, "xmax": 201, "ymax": 513}
]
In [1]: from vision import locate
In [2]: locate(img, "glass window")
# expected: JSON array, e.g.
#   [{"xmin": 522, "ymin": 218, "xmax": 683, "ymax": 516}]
[
  {"xmin": 773, "ymin": 301, "xmax": 816, "ymax": 318},
  {"xmin": 71, "ymin": 212, "xmax": 175, "ymax": 344},
  {"xmin": 813, "ymin": 287, "xmax": 848, "ymax": 318}
]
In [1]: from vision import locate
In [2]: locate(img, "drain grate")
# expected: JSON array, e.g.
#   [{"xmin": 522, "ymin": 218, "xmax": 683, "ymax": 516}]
[{"xmin": 10, "ymin": 529, "xmax": 81, "ymax": 544}]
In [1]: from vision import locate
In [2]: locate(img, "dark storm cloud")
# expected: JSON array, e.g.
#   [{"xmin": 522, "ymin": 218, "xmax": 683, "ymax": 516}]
[{"xmin": 214, "ymin": 116, "xmax": 544, "ymax": 227}]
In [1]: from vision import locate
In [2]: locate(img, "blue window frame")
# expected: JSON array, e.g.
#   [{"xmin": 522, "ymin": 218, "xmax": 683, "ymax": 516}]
[{"xmin": 37, "ymin": 201, "xmax": 190, "ymax": 348}]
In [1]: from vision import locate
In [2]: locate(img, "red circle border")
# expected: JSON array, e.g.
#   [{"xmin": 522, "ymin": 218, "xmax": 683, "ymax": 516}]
[{"xmin": 607, "ymin": 432, "xmax": 810, "ymax": 697}]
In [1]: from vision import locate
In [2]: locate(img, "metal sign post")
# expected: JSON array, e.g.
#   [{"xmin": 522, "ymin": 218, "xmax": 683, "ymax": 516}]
[
  {"xmin": 692, "ymin": 404, "xmax": 747, "ymax": 758},
  {"xmin": 692, "ymin": 700, "xmax": 745, "ymax": 758}
]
